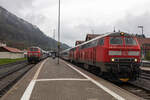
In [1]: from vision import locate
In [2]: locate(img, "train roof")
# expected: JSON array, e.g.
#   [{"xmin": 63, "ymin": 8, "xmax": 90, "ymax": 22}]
[
  {"xmin": 74, "ymin": 32, "xmax": 110, "ymax": 48},
  {"xmin": 28, "ymin": 46, "xmax": 41, "ymax": 49},
  {"xmin": 75, "ymin": 32, "xmax": 135, "ymax": 48},
  {"xmin": 108, "ymin": 32, "xmax": 134, "ymax": 37},
  {"xmin": 62, "ymin": 32, "xmax": 134, "ymax": 52}
]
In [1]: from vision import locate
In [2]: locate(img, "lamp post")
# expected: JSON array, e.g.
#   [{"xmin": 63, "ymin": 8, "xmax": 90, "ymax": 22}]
[
  {"xmin": 138, "ymin": 25, "xmax": 144, "ymax": 36},
  {"xmin": 138, "ymin": 25, "xmax": 144, "ymax": 59},
  {"xmin": 53, "ymin": 29, "xmax": 55, "ymax": 51},
  {"xmin": 57, "ymin": 0, "xmax": 61, "ymax": 64}
]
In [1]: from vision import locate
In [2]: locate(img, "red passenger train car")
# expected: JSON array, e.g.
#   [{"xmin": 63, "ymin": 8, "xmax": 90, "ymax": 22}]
[
  {"xmin": 61, "ymin": 32, "xmax": 141, "ymax": 82},
  {"xmin": 27, "ymin": 47, "xmax": 46, "ymax": 63}
]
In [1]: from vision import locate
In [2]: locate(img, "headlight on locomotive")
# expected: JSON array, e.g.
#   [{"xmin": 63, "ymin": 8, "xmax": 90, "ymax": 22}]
[
  {"xmin": 134, "ymin": 58, "xmax": 138, "ymax": 62},
  {"xmin": 128, "ymin": 51, "xmax": 139, "ymax": 56},
  {"xmin": 111, "ymin": 58, "xmax": 115, "ymax": 62},
  {"xmin": 109, "ymin": 51, "xmax": 121, "ymax": 56}
]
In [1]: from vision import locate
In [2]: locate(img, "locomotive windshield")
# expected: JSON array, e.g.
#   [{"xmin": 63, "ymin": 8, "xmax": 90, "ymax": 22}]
[
  {"xmin": 125, "ymin": 37, "xmax": 137, "ymax": 45},
  {"xmin": 110, "ymin": 37, "xmax": 123, "ymax": 45},
  {"xmin": 29, "ymin": 48, "xmax": 38, "ymax": 51}
]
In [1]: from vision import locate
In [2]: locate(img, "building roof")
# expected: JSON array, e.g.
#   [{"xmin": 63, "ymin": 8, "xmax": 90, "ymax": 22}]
[
  {"xmin": 0, "ymin": 46, "xmax": 23, "ymax": 53},
  {"xmin": 137, "ymin": 38, "xmax": 150, "ymax": 46},
  {"xmin": 0, "ymin": 42, "xmax": 6, "ymax": 47},
  {"xmin": 75, "ymin": 41, "xmax": 84, "ymax": 46},
  {"xmin": 85, "ymin": 34, "xmax": 103, "ymax": 41},
  {"xmin": 137, "ymin": 38, "xmax": 150, "ymax": 49}
]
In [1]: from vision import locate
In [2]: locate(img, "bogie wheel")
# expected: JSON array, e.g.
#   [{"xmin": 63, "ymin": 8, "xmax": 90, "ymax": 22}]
[
  {"xmin": 90, "ymin": 66, "xmax": 101, "ymax": 75},
  {"xmin": 83, "ymin": 64, "xmax": 90, "ymax": 71}
]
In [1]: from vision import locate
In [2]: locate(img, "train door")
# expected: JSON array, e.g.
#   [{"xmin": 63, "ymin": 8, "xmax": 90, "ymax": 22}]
[
  {"xmin": 70, "ymin": 49, "xmax": 73, "ymax": 61},
  {"xmin": 93, "ymin": 48, "xmax": 96, "ymax": 64},
  {"xmin": 76, "ymin": 47, "xmax": 79, "ymax": 62},
  {"xmin": 72, "ymin": 49, "xmax": 74, "ymax": 61},
  {"xmin": 98, "ymin": 38, "xmax": 104, "ymax": 62},
  {"xmin": 92, "ymin": 40, "xmax": 98, "ymax": 64}
]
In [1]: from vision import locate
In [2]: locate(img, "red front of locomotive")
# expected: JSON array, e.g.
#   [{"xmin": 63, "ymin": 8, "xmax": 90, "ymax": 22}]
[
  {"xmin": 27, "ymin": 47, "xmax": 42, "ymax": 63},
  {"xmin": 103, "ymin": 32, "xmax": 141, "ymax": 82}
]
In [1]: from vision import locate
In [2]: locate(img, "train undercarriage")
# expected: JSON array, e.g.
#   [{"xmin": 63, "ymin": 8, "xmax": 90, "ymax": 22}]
[
  {"xmin": 104, "ymin": 62, "xmax": 141, "ymax": 82},
  {"xmin": 27, "ymin": 56, "xmax": 41, "ymax": 64},
  {"xmin": 72, "ymin": 59, "xmax": 141, "ymax": 82}
]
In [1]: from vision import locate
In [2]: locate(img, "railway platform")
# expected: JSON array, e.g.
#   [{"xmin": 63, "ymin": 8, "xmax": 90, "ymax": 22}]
[
  {"xmin": 142, "ymin": 60, "xmax": 150, "ymax": 67},
  {"xmin": 1, "ymin": 58, "xmax": 143, "ymax": 100},
  {"xmin": 141, "ymin": 66, "xmax": 150, "ymax": 71}
]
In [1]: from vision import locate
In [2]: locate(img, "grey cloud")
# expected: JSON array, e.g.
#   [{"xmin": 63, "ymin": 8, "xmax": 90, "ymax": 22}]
[
  {"xmin": 0, "ymin": 0, "xmax": 34, "ymax": 15},
  {"xmin": 0, "ymin": 0, "xmax": 150, "ymax": 47},
  {"xmin": 61, "ymin": 12, "xmax": 150, "ymax": 46},
  {"xmin": 60, "ymin": 22, "xmax": 113, "ymax": 46},
  {"xmin": 115, "ymin": 12, "xmax": 150, "ymax": 36},
  {"xmin": 24, "ymin": 13, "xmax": 48, "ymax": 25}
]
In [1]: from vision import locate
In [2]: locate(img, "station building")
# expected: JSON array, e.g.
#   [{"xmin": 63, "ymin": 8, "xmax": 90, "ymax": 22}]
[
  {"xmin": 0, "ymin": 46, "xmax": 24, "ymax": 59},
  {"xmin": 0, "ymin": 42, "xmax": 6, "ymax": 47},
  {"xmin": 137, "ymin": 37, "xmax": 150, "ymax": 60},
  {"xmin": 85, "ymin": 34, "xmax": 102, "ymax": 41},
  {"xmin": 75, "ymin": 41, "xmax": 85, "ymax": 46}
]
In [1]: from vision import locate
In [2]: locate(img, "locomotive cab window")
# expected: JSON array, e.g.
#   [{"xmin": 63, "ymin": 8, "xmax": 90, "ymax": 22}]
[
  {"xmin": 125, "ymin": 37, "xmax": 137, "ymax": 45},
  {"xmin": 110, "ymin": 37, "xmax": 123, "ymax": 45},
  {"xmin": 30, "ymin": 48, "xmax": 38, "ymax": 51},
  {"xmin": 99, "ymin": 38, "xmax": 104, "ymax": 45}
]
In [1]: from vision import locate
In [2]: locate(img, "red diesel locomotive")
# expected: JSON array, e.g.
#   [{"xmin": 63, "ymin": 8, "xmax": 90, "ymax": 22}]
[
  {"xmin": 27, "ymin": 47, "xmax": 47, "ymax": 63},
  {"xmin": 61, "ymin": 32, "xmax": 141, "ymax": 82}
]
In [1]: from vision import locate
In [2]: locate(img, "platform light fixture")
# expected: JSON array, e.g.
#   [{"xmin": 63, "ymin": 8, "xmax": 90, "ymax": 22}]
[{"xmin": 138, "ymin": 25, "xmax": 144, "ymax": 36}]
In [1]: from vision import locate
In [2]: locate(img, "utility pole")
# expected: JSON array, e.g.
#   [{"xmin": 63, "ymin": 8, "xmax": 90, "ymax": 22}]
[
  {"xmin": 138, "ymin": 25, "xmax": 144, "ymax": 59},
  {"xmin": 57, "ymin": 0, "xmax": 61, "ymax": 64},
  {"xmin": 53, "ymin": 29, "xmax": 55, "ymax": 40},
  {"xmin": 53, "ymin": 29, "xmax": 55, "ymax": 51}
]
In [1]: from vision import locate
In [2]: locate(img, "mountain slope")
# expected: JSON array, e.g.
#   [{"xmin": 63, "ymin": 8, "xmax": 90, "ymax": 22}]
[{"xmin": 0, "ymin": 6, "xmax": 69, "ymax": 50}]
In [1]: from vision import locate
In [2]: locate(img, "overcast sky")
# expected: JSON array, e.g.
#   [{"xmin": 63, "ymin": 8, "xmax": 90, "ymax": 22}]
[{"xmin": 0, "ymin": 0, "xmax": 150, "ymax": 46}]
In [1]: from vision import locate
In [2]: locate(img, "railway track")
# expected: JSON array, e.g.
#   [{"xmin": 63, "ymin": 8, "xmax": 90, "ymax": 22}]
[
  {"xmin": 0, "ymin": 61, "xmax": 34, "ymax": 97},
  {"xmin": 0, "ymin": 61, "xmax": 27, "ymax": 79},
  {"xmin": 118, "ymin": 82, "xmax": 150, "ymax": 100},
  {"xmin": 141, "ymin": 70, "xmax": 150, "ymax": 80},
  {"xmin": 118, "ymin": 70, "xmax": 150, "ymax": 100},
  {"xmin": 142, "ymin": 62, "xmax": 150, "ymax": 67},
  {"xmin": 141, "ymin": 73, "xmax": 150, "ymax": 80}
]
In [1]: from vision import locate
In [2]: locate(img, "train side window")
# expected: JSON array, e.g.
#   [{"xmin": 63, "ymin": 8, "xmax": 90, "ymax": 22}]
[
  {"xmin": 73, "ymin": 48, "xmax": 76, "ymax": 51},
  {"xmin": 82, "ymin": 44, "xmax": 86, "ymax": 49},
  {"xmin": 87, "ymin": 42, "xmax": 91, "ymax": 48},
  {"xmin": 87, "ymin": 43, "xmax": 90, "ymax": 48},
  {"xmin": 84, "ymin": 44, "xmax": 88, "ymax": 49},
  {"xmin": 90, "ymin": 40, "xmax": 98, "ymax": 47},
  {"xmin": 80, "ymin": 45, "xmax": 83, "ymax": 49},
  {"xmin": 94, "ymin": 40, "xmax": 98, "ymax": 46},
  {"xmin": 79, "ymin": 46, "xmax": 82, "ymax": 50},
  {"xmin": 99, "ymin": 38, "xmax": 104, "ymax": 45}
]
